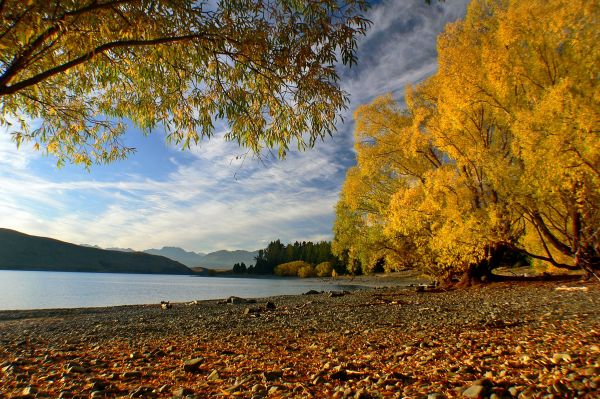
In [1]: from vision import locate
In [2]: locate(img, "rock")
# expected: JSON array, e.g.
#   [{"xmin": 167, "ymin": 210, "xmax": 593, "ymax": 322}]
[
  {"xmin": 130, "ymin": 386, "xmax": 156, "ymax": 398},
  {"xmin": 508, "ymin": 387, "xmax": 519, "ymax": 397},
  {"xmin": 227, "ymin": 296, "xmax": 247, "ymax": 304},
  {"xmin": 551, "ymin": 353, "xmax": 572, "ymax": 363},
  {"xmin": 207, "ymin": 369, "xmax": 220, "ymax": 381},
  {"xmin": 172, "ymin": 387, "xmax": 194, "ymax": 396},
  {"xmin": 428, "ymin": 394, "xmax": 446, "ymax": 399},
  {"xmin": 243, "ymin": 307, "xmax": 256, "ymax": 315},
  {"xmin": 58, "ymin": 391, "xmax": 73, "ymax": 399},
  {"xmin": 329, "ymin": 291, "xmax": 345, "ymax": 298},
  {"xmin": 160, "ymin": 301, "xmax": 172, "ymax": 309},
  {"xmin": 251, "ymin": 384, "xmax": 266, "ymax": 393},
  {"xmin": 66, "ymin": 365, "xmax": 86, "ymax": 374},
  {"xmin": 303, "ymin": 290, "xmax": 321, "ymax": 295},
  {"xmin": 21, "ymin": 386, "xmax": 38, "ymax": 395},
  {"xmin": 265, "ymin": 301, "xmax": 276, "ymax": 310},
  {"xmin": 463, "ymin": 384, "xmax": 486, "ymax": 398},
  {"xmin": 183, "ymin": 358, "xmax": 203, "ymax": 372},
  {"xmin": 582, "ymin": 366, "xmax": 600, "ymax": 376},
  {"xmin": 122, "ymin": 371, "xmax": 142, "ymax": 378},
  {"xmin": 263, "ymin": 370, "xmax": 284, "ymax": 381},
  {"xmin": 313, "ymin": 376, "xmax": 325, "ymax": 384},
  {"xmin": 330, "ymin": 370, "xmax": 349, "ymax": 381},
  {"xmin": 90, "ymin": 391, "xmax": 104, "ymax": 398}
]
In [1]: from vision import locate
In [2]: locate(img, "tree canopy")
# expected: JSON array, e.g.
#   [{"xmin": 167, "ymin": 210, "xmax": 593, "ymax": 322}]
[
  {"xmin": 333, "ymin": 0, "xmax": 599, "ymax": 281},
  {"xmin": 0, "ymin": 0, "xmax": 369, "ymax": 166}
]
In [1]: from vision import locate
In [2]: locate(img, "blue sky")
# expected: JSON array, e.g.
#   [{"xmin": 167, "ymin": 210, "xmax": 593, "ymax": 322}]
[{"xmin": 0, "ymin": 0, "xmax": 469, "ymax": 253}]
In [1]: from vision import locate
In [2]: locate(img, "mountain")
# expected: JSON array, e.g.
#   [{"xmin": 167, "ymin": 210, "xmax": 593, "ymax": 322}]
[
  {"xmin": 82, "ymin": 243, "xmax": 258, "ymax": 270},
  {"xmin": 143, "ymin": 247, "xmax": 205, "ymax": 267},
  {"xmin": 196, "ymin": 249, "xmax": 259, "ymax": 269},
  {"xmin": 0, "ymin": 229, "xmax": 192, "ymax": 275}
]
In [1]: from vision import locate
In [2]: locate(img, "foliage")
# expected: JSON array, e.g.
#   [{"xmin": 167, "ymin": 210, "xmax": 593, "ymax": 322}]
[
  {"xmin": 315, "ymin": 261, "xmax": 334, "ymax": 277},
  {"xmin": 297, "ymin": 264, "xmax": 316, "ymax": 278},
  {"xmin": 333, "ymin": 0, "xmax": 599, "ymax": 280},
  {"xmin": 274, "ymin": 260, "xmax": 308, "ymax": 277},
  {"xmin": 0, "ymin": 0, "xmax": 369, "ymax": 166},
  {"xmin": 253, "ymin": 239, "xmax": 342, "ymax": 274}
]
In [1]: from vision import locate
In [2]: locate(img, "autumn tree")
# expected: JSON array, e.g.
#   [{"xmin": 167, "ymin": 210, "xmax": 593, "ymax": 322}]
[
  {"xmin": 333, "ymin": 0, "xmax": 599, "ymax": 281},
  {"xmin": 0, "ymin": 0, "xmax": 369, "ymax": 166}
]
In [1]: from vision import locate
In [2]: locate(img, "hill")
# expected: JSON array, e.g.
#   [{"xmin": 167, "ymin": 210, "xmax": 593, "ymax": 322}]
[
  {"xmin": 0, "ymin": 229, "xmax": 192, "ymax": 275},
  {"xmin": 143, "ymin": 247, "xmax": 206, "ymax": 267},
  {"xmin": 196, "ymin": 249, "xmax": 258, "ymax": 269}
]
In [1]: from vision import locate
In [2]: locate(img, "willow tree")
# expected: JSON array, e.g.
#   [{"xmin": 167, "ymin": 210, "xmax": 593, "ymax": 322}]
[
  {"xmin": 334, "ymin": 0, "xmax": 599, "ymax": 280},
  {"xmin": 432, "ymin": 0, "xmax": 599, "ymax": 274},
  {"xmin": 0, "ymin": 0, "xmax": 369, "ymax": 166}
]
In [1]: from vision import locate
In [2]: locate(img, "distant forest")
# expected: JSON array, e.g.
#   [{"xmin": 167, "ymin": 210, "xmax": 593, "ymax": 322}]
[{"xmin": 232, "ymin": 239, "xmax": 348, "ymax": 275}]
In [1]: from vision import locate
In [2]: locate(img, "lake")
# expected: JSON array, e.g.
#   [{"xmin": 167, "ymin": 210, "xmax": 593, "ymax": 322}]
[{"xmin": 0, "ymin": 270, "xmax": 369, "ymax": 310}]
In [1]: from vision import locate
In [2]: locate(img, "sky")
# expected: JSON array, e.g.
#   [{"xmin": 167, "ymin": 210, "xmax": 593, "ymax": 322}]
[{"xmin": 0, "ymin": 0, "xmax": 470, "ymax": 253}]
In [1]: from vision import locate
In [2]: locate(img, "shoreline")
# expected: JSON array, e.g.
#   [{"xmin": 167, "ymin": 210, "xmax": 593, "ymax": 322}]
[
  {"xmin": 0, "ymin": 271, "xmax": 429, "ymax": 313},
  {"xmin": 1, "ymin": 280, "xmax": 598, "ymax": 398}
]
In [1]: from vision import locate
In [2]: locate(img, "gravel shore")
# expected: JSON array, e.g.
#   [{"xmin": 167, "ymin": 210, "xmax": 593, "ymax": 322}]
[{"xmin": 0, "ymin": 279, "xmax": 598, "ymax": 398}]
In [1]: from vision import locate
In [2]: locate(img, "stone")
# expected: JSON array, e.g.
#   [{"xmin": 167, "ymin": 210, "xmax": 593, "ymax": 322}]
[
  {"xmin": 581, "ymin": 366, "xmax": 600, "ymax": 376},
  {"xmin": 66, "ymin": 365, "xmax": 86, "ymax": 374},
  {"xmin": 265, "ymin": 301, "xmax": 276, "ymax": 310},
  {"xmin": 330, "ymin": 370, "xmax": 349, "ymax": 381},
  {"xmin": 227, "ymin": 296, "xmax": 247, "ymax": 304},
  {"xmin": 303, "ymin": 290, "xmax": 320, "ymax": 295},
  {"xmin": 183, "ymin": 358, "xmax": 203, "ymax": 372},
  {"xmin": 251, "ymin": 384, "xmax": 266, "ymax": 393},
  {"xmin": 463, "ymin": 384, "xmax": 485, "ymax": 398},
  {"xmin": 262, "ymin": 370, "xmax": 284, "ymax": 381},
  {"xmin": 551, "ymin": 353, "xmax": 572, "ymax": 363},
  {"xmin": 508, "ymin": 387, "xmax": 519, "ymax": 397},
  {"xmin": 329, "ymin": 291, "xmax": 345, "ymax": 298},
  {"xmin": 207, "ymin": 370, "xmax": 220, "ymax": 381},
  {"xmin": 21, "ymin": 386, "xmax": 38, "ymax": 395},
  {"xmin": 428, "ymin": 394, "xmax": 446, "ymax": 399},
  {"xmin": 160, "ymin": 301, "xmax": 172, "ymax": 309},
  {"xmin": 122, "ymin": 371, "xmax": 142, "ymax": 378},
  {"xmin": 130, "ymin": 386, "xmax": 156, "ymax": 398},
  {"xmin": 172, "ymin": 387, "xmax": 194, "ymax": 397}
]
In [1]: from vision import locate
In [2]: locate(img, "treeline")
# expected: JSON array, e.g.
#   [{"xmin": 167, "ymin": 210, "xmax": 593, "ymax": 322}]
[
  {"xmin": 332, "ymin": 0, "xmax": 598, "ymax": 283},
  {"xmin": 232, "ymin": 240, "xmax": 347, "ymax": 276}
]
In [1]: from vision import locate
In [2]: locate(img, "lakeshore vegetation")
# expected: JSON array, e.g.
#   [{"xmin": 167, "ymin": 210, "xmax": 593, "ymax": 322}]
[{"xmin": 332, "ymin": 0, "xmax": 599, "ymax": 283}]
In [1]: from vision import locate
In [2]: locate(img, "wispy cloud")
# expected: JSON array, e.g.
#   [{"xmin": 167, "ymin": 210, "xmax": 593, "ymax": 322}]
[{"xmin": 0, "ymin": 0, "xmax": 469, "ymax": 253}]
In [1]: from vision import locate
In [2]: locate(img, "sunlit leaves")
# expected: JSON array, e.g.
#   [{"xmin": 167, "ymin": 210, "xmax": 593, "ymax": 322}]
[
  {"xmin": 333, "ymin": 0, "xmax": 599, "ymax": 278},
  {"xmin": 0, "ymin": 0, "xmax": 370, "ymax": 166}
]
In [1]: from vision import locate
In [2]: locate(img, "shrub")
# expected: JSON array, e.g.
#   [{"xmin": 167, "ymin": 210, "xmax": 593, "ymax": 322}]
[
  {"xmin": 274, "ymin": 261, "xmax": 310, "ymax": 277},
  {"xmin": 297, "ymin": 265, "xmax": 316, "ymax": 278},
  {"xmin": 315, "ymin": 262, "xmax": 334, "ymax": 277}
]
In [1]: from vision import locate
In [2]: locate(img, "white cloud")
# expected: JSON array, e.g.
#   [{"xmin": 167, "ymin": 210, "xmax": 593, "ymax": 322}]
[{"xmin": 0, "ymin": 0, "xmax": 469, "ymax": 253}]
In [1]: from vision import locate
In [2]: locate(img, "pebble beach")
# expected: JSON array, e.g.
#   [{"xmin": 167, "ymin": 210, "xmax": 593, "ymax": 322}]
[{"xmin": 0, "ymin": 279, "xmax": 598, "ymax": 398}]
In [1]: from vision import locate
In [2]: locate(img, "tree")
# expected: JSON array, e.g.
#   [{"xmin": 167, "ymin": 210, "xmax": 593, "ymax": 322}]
[
  {"xmin": 0, "ymin": 0, "xmax": 370, "ymax": 166},
  {"xmin": 333, "ymin": 0, "xmax": 599, "ymax": 281}
]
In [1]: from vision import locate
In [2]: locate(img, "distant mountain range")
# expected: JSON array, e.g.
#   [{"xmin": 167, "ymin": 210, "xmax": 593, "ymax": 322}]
[
  {"xmin": 0, "ymin": 229, "xmax": 192, "ymax": 275},
  {"xmin": 101, "ymin": 246, "xmax": 258, "ymax": 269}
]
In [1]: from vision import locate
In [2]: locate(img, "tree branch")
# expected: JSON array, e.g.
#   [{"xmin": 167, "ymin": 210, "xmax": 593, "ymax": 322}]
[{"xmin": 0, "ymin": 33, "xmax": 216, "ymax": 96}]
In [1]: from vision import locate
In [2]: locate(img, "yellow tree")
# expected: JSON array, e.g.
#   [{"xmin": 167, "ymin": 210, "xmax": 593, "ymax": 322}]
[
  {"xmin": 0, "ymin": 0, "xmax": 369, "ymax": 166},
  {"xmin": 333, "ymin": 94, "xmax": 440, "ymax": 274},
  {"xmin": 335, "ymin": 0, "xmax": 598, "ymax": 280},
  {"xmin": 434, "ymin": 0, "xmax": 599, "ymax": 274}
]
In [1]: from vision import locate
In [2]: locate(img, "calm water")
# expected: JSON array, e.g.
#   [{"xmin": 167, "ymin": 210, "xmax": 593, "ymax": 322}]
[{"xmin": 0, "ymin": 270, "xmax": 365, "ymax": 310}]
